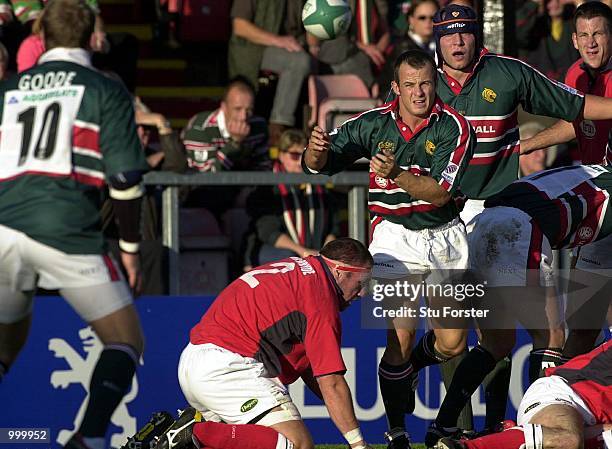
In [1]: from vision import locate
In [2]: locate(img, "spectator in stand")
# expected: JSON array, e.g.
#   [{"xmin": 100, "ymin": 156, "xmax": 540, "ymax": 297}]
[
  {"xmin": 182, "ymin": 77, "xmax": 269, "ymax": 173},
  {"xmin": 313, "ymin": 0, "xmax": 391, "ymax": 92},
  {"xmin": 243, "ymin": 129, "xmax": 339, "ymax": 271},
  {"xmin": 181, "ymin": 77, "xmax": 269, "ymax": 219},
  {"xmin": 378, "ymin": 0, "xmax": 439, "ymax": 101},
  {"xmin": 526, "ymin": 0, "xmax": 579, "ymax": 81},
  {"xmin": 102, "ymin": 98, "xmax": 187, "ymax": 295},
  {"xmin": 228, "ymin": 0, "xmax": 312, "ymax": 146}
]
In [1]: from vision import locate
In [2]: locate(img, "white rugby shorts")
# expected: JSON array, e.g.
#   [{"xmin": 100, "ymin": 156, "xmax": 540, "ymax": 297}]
[
  {"xmin": 576, "ymin": 233, "xmax": 612, "ymax": 272},
  {"xmin": 178, "ymin": 343, "xmax": 301, "ymax": 425},
  {"xmin": 468, "ymin": 207, "xmax": 554, "ymax": 287},
  {"xmin": 517, "ymin": 375, "xmax": 597, "ymax": 426},
  {"xmin": 460, "ymin": 199, "xmax": 486, "ymax": 234},
  {"xmin": 0, "ymin": 224, "xmax": 132, "ymax": 323},
  {"xmin": 369, "ymin": 217, "xmax": 469, "ymax": 280}
]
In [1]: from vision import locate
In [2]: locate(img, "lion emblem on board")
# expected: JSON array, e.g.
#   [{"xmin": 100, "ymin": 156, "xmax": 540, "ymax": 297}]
[{"xmin": 49, "ymin": 327, "xmax": 142, "ymax": 449}]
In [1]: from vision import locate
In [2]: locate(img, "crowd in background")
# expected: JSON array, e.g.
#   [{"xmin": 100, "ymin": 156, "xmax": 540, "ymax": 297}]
[{"xmin": 0, "ymin": 0, "xmax": 609, "ymax": 294}]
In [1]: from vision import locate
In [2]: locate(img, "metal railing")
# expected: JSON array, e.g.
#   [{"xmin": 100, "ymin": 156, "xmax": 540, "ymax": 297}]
[{"xmin": 144, "ymin": 171, "xmax": 369, "ymax": 295}]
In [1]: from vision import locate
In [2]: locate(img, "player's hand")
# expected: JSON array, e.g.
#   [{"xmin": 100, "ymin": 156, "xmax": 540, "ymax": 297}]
[
  {"xmin": 120, "ymin": 251, "xmax": 143, "ymax": 296},
  {"xmin": 370, "ymin": 151, "xmax": 401, "ymax": 179},
  {"xmin": 308, "ymin": 126, "xmax": 330, "ymax": 154},
  {"xmin": 275, "ymin": 35, "xmax": 303, "ymax": 53},
  {"xmin": 227, "ymin": 118, "xmax": 250, "ymax": 143},
  {"xmin": 301, "ymin": 248, "xmax": 319, "ymax": 258}
]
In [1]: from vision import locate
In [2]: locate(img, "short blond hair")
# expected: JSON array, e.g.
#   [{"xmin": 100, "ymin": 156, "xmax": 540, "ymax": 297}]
[{"xmin": 278, "ymin": 129, "xmax": 307, "ymax": 152}]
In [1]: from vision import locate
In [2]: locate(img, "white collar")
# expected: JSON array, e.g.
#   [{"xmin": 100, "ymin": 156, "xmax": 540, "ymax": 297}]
[
  {"xmin": 216, "ymin": 109, "xmax": 230, "ymax": 139},
  {"xmin": 38, "ymin": 47, "xmax": 93, "ymax": 68}
]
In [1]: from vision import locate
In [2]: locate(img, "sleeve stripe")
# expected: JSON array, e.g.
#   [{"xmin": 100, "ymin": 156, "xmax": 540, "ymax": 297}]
[{"xmin": 439, "ymin": 106, "xmax": 471, "ymax": 191}]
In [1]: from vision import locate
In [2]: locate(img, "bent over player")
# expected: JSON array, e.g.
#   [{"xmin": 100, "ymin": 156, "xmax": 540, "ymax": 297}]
[
  {"xmin": 435, "ymin": 340, "xmax": 612, "ymax": 449},
  {"xmin": 132, "ymin": 238, "xmax": 375, "ymax": 449},
  {"xmin": 0, "ymin": 1, "xmax": 149, "ymax": 448}
]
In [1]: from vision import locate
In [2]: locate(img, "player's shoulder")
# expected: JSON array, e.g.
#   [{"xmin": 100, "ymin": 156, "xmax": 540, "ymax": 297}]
[
  {"xmin": 437, "ymin": 99, "xmax": 471, "ymax": 131},
  {"xmin": 340, "ymin": 101, "xmax": 395, "ymax": 128}
]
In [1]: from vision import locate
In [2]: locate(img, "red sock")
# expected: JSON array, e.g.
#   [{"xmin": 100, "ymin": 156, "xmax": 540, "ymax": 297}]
[
  {"xmin": 464, "ymin": 429, "xmax": 525, "ymax": 449},
  {"xmin": 193, "ymin": 422, "xmax": 290, "ymax": 449}
]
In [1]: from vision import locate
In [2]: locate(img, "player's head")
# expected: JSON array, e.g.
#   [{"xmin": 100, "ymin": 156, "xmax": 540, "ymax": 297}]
[
  {"xmin": 41, "ymin": 0, "xmax": 96, "ymax": 51},
  {"xmin": 572, "ymin": 1, "xmax": 612, "ymax": 71},
  {"xmin": 433, "ymin": 3, "xmax": 479, "ymax": 71},
  {"xmin": 392, "ymin": 49, "xmax": 437, "ymax": 119},
  {"xmin": 221, "ymin": 76, "xmax": 255, "ymax": 123},
  {"xmin": 320, "ymin": 238, "xmax": 373, "ymax": 307}
]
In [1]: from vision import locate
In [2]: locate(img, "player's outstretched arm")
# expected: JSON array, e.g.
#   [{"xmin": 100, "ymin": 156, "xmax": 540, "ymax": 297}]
[
  {"xmin": 521, "ymin": 120, "xmax": 576, "ymax": 155},
  {"xmin": 304, "ymin": 126, "xmax": 331, "ymax": 172},
  {"xmin": 317, "ymin": 373, "xmax": 372, "ymax": 449},
  {"xmin": 583, "ymin": 94, "xmax": 612, "ymax": 121}
]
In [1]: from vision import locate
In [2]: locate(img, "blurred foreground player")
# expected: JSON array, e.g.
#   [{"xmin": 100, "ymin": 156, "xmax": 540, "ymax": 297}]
[
  {"xmin": 0, "ymin": 1, "xmax": 148, "ymax": 448},
  {"xmin": 126, "ymin": 238, "xmax": 375, "ymax": 449},
  {"xmin": 435, "ymin": 340, "xmax": 612, "ymax": 449}
]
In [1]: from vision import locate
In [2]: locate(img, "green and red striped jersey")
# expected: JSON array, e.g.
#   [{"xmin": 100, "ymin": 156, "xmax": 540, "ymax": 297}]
[{"xmin": 0, "ymin": 48, "xmax": 148, "ymax": 254}]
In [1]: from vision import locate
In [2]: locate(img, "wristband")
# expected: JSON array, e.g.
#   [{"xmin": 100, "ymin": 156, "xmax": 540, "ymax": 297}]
[
  {"xmin": 119, "ymin": 239, "xmax": 140, "ymax": 254},
  {"xmin": 343, "ymin": 428, "xmax": 363, "ymax": 445}
]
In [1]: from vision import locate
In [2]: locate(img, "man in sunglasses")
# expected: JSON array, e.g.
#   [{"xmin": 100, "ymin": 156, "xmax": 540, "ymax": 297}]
[
  {"xmin": 131, "ymin": 238, "xmax": 375, "ymax": 449},
  {"xmin": 305, "ymin": 48, "xmax": 475, "ymax": 449}
]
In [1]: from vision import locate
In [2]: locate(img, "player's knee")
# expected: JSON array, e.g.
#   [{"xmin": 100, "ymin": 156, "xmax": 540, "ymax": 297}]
[{"xmin": 434, "ymin": 334, "xmax": 467, "ymax": 358}]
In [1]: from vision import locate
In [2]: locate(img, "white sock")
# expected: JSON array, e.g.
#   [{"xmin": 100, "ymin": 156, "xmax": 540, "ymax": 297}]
[{"xmin": 523, "ymin": 424, "xmax": 543, "ymax": 449}]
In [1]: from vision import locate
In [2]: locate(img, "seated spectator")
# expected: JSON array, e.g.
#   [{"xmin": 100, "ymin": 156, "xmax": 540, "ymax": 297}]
[
  {"xmin": 228, "ymin": 0, "xmax": 312, "ymax": 146},
  {"xmin": 526, "ymin": 0, "xmax": 578, "ymax": 81},
  {"xmin": 315, "ymin": 0, "xmax": 390, "ymax": 92},
  {"xmin": 378, "ymin": 0, "xmax": 439, "ymax": 101},
  {"xmin": 181, "ymin": 77, "xmax": 269, "ymax": 219},
  {"xmin": 243, "ymin": 129, "xmax": 339, "ymax": 270},
  {"xmin": 182, "ymin": 77, "xmax": 269, "ymax": 172},
  {"xmin": 102, "ymin": 98, "xmax": 188, "ymax": 295}
]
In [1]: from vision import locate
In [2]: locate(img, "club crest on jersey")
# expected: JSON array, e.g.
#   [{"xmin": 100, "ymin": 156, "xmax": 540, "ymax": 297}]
[
  {"xmin": 577, "ymin": 226, "xmax": 594, "ymax": 241},
  {"xmin": 375, "ymin": 176, "xmax": 389, "ymax": 188},
  {"xmin": 425, "ymin": 140, "xmax": 436, "ymax": 155},
  {"xmin": 377, "ymin": 141, "xmax": 395, "ymax": 154},
  {"xmin": 580, "ymin": 120, "xmax": 596, "ymax": 139},
  {"xmin": 481, "ymin": 88, "xmax": 497, "ymax": 103}
]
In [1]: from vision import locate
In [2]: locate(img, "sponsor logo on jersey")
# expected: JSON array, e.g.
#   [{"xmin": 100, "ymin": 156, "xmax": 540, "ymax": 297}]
[
  {"xmin": 473, "ymin": 125, "xmax": 497, "ymax": 135},
  {"xmin": 8, "ymin": 96, "xmax": 18, "ymax": 104},
  {"xmin": 580, "ymin": 120, "xmax": 596, "ymax": 139},
  {"xmin": 441, "ymin": 163, "xmax": 459, "ymax": 183},
  {"xmin": 481, "ymin": 88, "xmax": 497, "ymax": 103},
  {"xmin": 240, "ymin": 399, "xmax": 259, "ymax": 413},
  {"xmin": 375, "ymin": 176, "xmax": 389, "ymax": 188},
  {"xmin": 577, "ymin": 226, "xmax": 594, "ymax": 241},
  {"xmin": 49, "ymin": 327, "xmax": 139, "ymax": 448},
  {"xmin": 523, "ymin": 402, "xmax": 541, "ymax": 414},
  {"xmin": 377, "ymin": 141, "xmax": 395, "ymax": 154},
  {"xmin": 194, "ymin": 150, "xmax": 209, "ymax": 162},
  {"xmin": 555, "ymin": 81, "xmax": 579, "ymax": 96},
  {"xmin": 425, "ymin": 140, "xmax": 436, "ymax": 155}
]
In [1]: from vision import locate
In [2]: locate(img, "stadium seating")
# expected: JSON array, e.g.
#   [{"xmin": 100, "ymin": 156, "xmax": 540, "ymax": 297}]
[{"xmin": 306, "ymin": 74, "xmax": 379, "ymax": 132}]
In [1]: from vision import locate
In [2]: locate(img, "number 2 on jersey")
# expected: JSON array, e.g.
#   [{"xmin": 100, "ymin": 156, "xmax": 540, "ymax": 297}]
[{"xmin": 240, "ymin": 262, "xmax": 296, "ymax": 288}]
